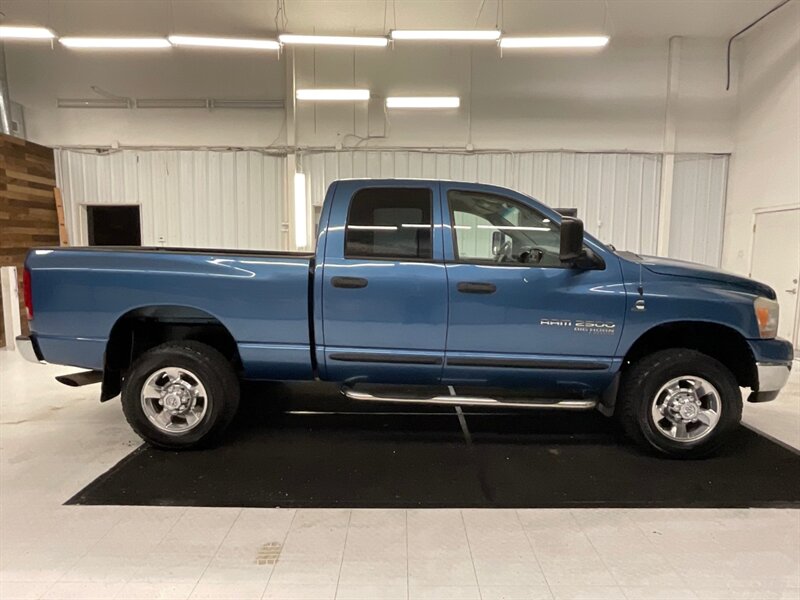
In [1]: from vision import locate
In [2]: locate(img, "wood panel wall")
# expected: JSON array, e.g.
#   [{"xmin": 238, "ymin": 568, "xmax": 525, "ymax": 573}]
[{"xmin": 0, "ymin": 134, "xmax": 59, "ymax": 347}]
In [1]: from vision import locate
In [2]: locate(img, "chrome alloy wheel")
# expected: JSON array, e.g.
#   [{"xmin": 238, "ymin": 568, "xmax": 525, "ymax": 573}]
[
  {"xmin": 651, "ymin": 375, "xmax": 721, "ymax": 443},
  {"xmin": 140, "ymin": 367, "xmax": 209, "ymax": 434}
]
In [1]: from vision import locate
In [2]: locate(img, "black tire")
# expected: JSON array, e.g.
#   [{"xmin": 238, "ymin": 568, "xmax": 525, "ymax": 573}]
[
  {"xmin": 121, "ymin": 341, "xmax": 240, "ymax": 449},
  {"xmin": 617, "ymin": 349, "xmax": 742, "ymax": 458}
]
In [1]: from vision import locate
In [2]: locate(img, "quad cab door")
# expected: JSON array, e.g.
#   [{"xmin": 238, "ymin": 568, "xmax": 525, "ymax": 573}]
[
  {"xmin": 319, "ymin": 180, "xmax": 448, "ymax": 383},
  {"xmin": 441, "ymin": 183, "xmax": 626, "ymax": 394}
]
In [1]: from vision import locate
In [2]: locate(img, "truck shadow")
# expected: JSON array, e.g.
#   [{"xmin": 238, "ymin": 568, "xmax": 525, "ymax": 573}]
[
  {"xmin": 66, "ymin": 381, "xmax": 800, "ymax": 508},
  {"xmin": 237, "ymin": 380, "xmax": 619, "ymax": 446}
]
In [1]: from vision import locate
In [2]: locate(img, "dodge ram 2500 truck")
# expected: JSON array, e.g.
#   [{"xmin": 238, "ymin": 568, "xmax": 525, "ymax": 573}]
[{"xmin": 18, "ymin": 179, "xmax": 793, "ymax": 457}]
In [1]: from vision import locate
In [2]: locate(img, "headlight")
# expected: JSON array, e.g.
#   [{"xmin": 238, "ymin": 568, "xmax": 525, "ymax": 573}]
[{"xmin": 754, "ymin": 297, "xmax": 779, "ymax": 339}]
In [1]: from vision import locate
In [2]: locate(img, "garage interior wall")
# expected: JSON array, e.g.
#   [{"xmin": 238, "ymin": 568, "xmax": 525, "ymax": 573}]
[
  {"xmin": 668, "ymin": 154, "xmax": 729, "ymax": 267},
  {"xmin": 302, "ymin": 150, "xmax": 728, "ymax": 263},
  {"xmin": 1, "ymin": 3, "xmax": 772, "ymax": 271},
  {"xmin": 6, "ymin": 37, "xmax": 735, "ymax": 153},
  {"xmin": 54, "ymin": 149, "xmax": 286, "ymax": 250},
  {"xmin": 0, "ymin": 134, "xmax": 59, "ymax": 345},
  {"xmin": 54, "ymin": 147, "xmax": 729, "ymax": 265},
  {"xmin": 722, "ymin": 0, "xmax": 800, "ymax": 276}
]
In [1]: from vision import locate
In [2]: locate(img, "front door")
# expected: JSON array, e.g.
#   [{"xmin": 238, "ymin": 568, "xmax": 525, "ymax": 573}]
[
  {"xmin": 751, "ymin": 208, "xmax": 800, "ymax": 350},
  {"xmin": 441, "ymin": 184, "xmax": 625, "ymax": 393},
  {"xmin": 320, "ymin": 181, "xmax": 448, "ymax": 383}
]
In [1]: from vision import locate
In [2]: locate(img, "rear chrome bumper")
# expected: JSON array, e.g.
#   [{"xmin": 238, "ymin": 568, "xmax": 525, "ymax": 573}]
[
  {"xmin": 16, "ymin": 335, "xmax": 44, "ymax": 364},
  {"xmin": 749, "ymin": 361, "xmax": 792, "ymax": 403}
]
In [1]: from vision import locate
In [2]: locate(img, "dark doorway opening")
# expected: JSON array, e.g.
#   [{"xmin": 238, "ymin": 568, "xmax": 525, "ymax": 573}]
[{"xmin": 87, "ymin": 205, "xmax": 142, "ymax": 246}]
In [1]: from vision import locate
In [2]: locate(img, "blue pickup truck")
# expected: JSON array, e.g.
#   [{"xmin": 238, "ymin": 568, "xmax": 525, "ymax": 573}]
[{"xmin": 18, "ymin": 179, "xmax": 793, "ymax": 457}]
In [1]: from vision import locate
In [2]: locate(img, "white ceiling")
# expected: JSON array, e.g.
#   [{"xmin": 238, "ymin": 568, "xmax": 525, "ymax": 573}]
[{"xmin": 0, "ymin": 0, "xmax": 784, "ymax": 40}]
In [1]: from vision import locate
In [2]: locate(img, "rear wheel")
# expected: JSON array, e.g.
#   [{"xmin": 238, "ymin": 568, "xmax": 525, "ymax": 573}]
[
  {"xmin": 121, "ymin": 341, "xmax": 240, "ymax": 449},
  {"xmin": 617, "ymin": 349, "xmax": 742, "ymax": 458}
]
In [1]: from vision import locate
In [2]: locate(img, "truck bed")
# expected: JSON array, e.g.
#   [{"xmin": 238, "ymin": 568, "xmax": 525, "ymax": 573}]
[
  {"xmin": 69, "ymin": 246, "xmax": 315, "ymax": 258},
  {"xmin": 26, "ymin": 246, "xmax": 315, "ymax": 380}
]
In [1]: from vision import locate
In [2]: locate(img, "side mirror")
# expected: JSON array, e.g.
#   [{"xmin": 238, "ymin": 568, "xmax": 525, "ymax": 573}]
[
  {"xmin": 491, "ymin": 230, "xmax": 505, "ymax": 255},
  {"xmin": 559, "ymin": 217, "xmax": 584, "ymax": 262}
]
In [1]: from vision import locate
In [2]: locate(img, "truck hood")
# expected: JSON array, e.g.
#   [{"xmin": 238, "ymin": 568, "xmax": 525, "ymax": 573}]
[{"xmin": 618, "ymin": 252, "xmax": 776, "ymax": 299}]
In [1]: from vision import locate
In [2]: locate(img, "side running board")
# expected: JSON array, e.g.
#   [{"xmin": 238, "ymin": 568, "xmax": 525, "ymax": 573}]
[{"xmin": 342, "ymin": 388, "xmax": 596, "ymax": 410}]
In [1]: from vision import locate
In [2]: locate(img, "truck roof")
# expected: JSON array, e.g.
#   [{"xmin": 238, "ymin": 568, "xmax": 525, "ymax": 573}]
[
  {"xmin": 333, "ymin": 177, "xmax": 462, "ymax": 183},
  {"xmin": 331, "ymin": 177, "xmax": 524, "ymax": 190}
]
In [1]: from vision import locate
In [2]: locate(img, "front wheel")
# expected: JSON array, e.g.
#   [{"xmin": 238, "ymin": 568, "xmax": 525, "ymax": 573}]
[
  {"xmin": 121, "ymin": 341, "xmax": 240, "ymax": 449},
  {"xmin": 617, "ymin": 349, "xmax": 742, "ymax": 458}
]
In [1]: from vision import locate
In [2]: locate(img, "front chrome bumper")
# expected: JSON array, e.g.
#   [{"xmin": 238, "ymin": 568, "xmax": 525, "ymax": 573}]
[
  {"xmin": 749, "ymin": 361, "xmax": 793, "ymax": 403},
  {"xmin": 757, "ymin": 362, "xmax": 792, "ymax": 391},
  {"xmin": 16, "ymin": 335, "xmax": 44, "ymax": 364}
]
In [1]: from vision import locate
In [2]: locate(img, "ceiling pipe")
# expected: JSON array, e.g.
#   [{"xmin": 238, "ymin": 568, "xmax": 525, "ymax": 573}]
[
  {"xmin": 726, "ymin": 0, "xmax": 794, "ymax": 90},
  {"xmin": 0, "ymin": 40, "xmax": 12, "ymax": 135}
]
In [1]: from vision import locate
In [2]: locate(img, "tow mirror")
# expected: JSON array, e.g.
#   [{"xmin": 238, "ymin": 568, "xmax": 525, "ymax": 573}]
[
  {"xmin": 491, "ymin": 230, "xmax": 505, "ymax": 255},
  {"xmin": 559, "ymin": 217, "xmax": 584, "ymax": 263}
]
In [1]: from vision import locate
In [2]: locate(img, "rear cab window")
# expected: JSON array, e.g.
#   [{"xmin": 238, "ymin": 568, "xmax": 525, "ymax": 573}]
[{"xmin": 345, "ymin": 188, "xmax": 433, "ymax": 260}]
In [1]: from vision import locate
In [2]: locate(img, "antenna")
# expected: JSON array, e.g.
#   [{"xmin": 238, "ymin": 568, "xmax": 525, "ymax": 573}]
[{"xmin": 637, "ymin": 263, "xmax": 644, "ymax": 296}]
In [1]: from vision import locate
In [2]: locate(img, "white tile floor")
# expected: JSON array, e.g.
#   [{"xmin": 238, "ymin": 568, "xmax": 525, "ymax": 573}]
[{"xmin": 1, "ymin": 349, "xmax": 798, "ymax": 600}]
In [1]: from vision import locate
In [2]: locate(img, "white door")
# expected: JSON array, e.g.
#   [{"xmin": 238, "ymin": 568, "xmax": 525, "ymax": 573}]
[{"xmin": 750, "ymin": 208, "xmax": 800, "ymax": 349}]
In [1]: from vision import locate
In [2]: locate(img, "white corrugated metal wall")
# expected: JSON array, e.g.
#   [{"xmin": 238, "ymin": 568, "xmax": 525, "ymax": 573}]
[
  {"xmin": 301, "ymin": 150, "xmax": 728, "ymax": 263},
  {"xmin": 301, "ymin": 151, "xmax": 663, "ymax": 255},
  {"xmin": 54, "ymin": 149, "xmax": 286, "ymax": 250},
  {"xmin": 55, "ymin": 148, "xmax": 728, "ymax": 264},
  {"xmin": 669, "ymin": 154, "xmax": 729, "ymax": 266}
]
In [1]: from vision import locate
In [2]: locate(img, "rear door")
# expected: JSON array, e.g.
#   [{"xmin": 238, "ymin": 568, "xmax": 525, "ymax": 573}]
[{"xmin": 320, "ymin": 181, "xmax": 448, "ymax": 383}]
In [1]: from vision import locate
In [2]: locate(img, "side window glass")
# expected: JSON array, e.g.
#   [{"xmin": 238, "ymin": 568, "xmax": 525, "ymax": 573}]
[
  {"xmin": 345, "ymin": 188, "xmax": 433, "ymax": 260},
  {"xmin": 453, "ymin": 211, "xmax": 496, "ymax": 260},
  {"xmin": 448, "ymin": 190, "xmax": 562, "ymax": 267}
]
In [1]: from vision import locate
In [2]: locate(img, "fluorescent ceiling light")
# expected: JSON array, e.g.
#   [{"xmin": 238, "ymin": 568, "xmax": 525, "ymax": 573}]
[
  {"xmin": 136, "ymin": 99, "xmax": 209, "ymax": 109},
  {"xmin": 296, "ymin": 89, "xmax": 370, "ymax": 101},
  {"xmin": 391, "ymin": 30, "xmax": 500, "ymax": 41},
  {"xmin": 500, "ymin": 36, "xmax": 609, "ymax": 49},
  {"xmin": 59, "ymin": 37, "xmax": 171, "ymax": 49},
  {"xmin": 279, "ymin": 34, "xmax": 388, "ymax": 47},
  {"xmin": 0, "ymin": 26, "xmax": 56, "ymax": 40},
  {"xmin": 211, "ymin": 99, "xmax": 284, "ymax": 109},
  {"xmin": 294, "ymin": 172, "xmax": 308, "ymax": 248},
  {"xmin": 133, "ymin": 98, "xmax": 284, "ymax": 109},
  {"xmin": 386, "ymin": 96, "xmax": 460, "ymax": 109},
  {"xmin": 168, "ymin": 35, "xmax": 280, "ymax": 50},
  {"xmin": 57, "ymin": 98, "xmax": 130, "ymax": 109}
]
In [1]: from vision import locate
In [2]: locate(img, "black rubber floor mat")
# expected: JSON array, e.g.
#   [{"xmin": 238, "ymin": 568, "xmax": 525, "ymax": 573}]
[{"xmin": 68, "ymin": 382, "xmax": 800, "ymax": 508}]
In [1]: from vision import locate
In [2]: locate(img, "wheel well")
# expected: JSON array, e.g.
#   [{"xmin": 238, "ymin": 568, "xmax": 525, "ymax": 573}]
[
  {"xmin": 623, "ymin": 322, "xmax": 757, "ymax": 388},
  {"xmin": 102, "ymin": 306, "xmax": 241, "ymax": 401}
]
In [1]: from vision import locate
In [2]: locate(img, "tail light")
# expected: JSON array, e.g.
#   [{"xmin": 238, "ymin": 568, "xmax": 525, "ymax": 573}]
[{"xmin": 23, "ymin": 267, "xmax": 33, "ymax": 320}]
